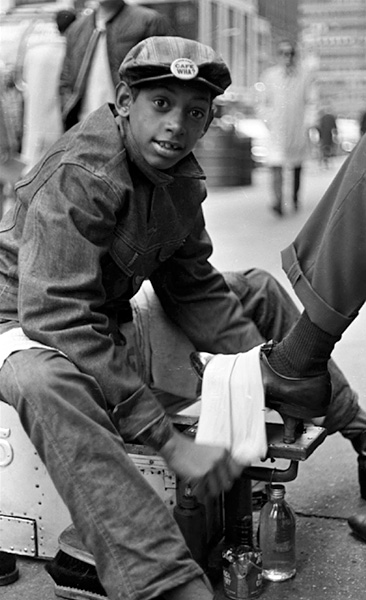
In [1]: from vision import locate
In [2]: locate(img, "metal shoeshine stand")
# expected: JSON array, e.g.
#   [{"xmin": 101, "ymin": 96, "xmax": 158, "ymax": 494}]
[
  {"xmin": 56, "ymin": 419, "xmax": 327, "ymax": 570},
  {"xmin": 223, "ymin": 421, "xmax": 327, "ymax": 544}
]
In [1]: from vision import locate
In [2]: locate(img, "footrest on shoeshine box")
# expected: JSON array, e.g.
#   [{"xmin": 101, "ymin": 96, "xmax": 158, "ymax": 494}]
[{"xmin": 266, "ymin": 422, "xmax": 327, "ymax": 461}]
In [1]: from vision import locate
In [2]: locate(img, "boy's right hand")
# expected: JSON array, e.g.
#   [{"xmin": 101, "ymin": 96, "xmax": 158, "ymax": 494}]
[{"xmin": 159, "ymin": 429, "xmax": 244, "ymax": 497}]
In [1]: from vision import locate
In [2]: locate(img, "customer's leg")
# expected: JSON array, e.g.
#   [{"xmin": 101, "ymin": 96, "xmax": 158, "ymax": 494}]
[
  {"xmin": 224, "ymin": 269, "xmax": 359, "ymax": 431},
  {"xmin": 140, "ymin": 268, "xmax": 366, "ymax": 493},
  {"xmin": 282, "ymin": 141, "xmax": 366, "ymax": 335},
  {"xmin": 141, "ymin": 268, "xmax": 359, "ymax": 436},
  {"xmin": 267, "ymin": 141, "xmax": 366, "ymax": 380},
  {"xmin": 0, "ymin": 348, "xmax": 202, "ymax": 600},
  {"xmin": 226, "ymin": 269, "xmax": 366, "ymax": 496}
]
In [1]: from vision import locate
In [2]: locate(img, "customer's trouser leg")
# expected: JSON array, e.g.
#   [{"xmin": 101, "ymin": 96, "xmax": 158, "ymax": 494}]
[
  {"xmin": 282, "ymin": 144, "xmax": 366, "ymax": 336},
  {"xmin": 132, "ymin": 269, "xmax": 359, "ymax": 437},
  {"xmin": 0, "ymin": 349, "xmax": 200, "ymax": 600},
  {"xmin": 222, "ymin": 269, "xmax": 359, "ymax": 435}
]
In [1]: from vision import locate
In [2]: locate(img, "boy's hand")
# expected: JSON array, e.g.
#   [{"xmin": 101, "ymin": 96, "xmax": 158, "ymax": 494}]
[{"xmin": 159, "ymin": 429, "xmax": 244, "ymax": 497}]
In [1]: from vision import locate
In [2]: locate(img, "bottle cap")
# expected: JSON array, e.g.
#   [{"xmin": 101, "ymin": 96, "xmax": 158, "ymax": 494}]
[{"xmin": 267, "ymin": 484, "xmax": 286, "ymax": 500}]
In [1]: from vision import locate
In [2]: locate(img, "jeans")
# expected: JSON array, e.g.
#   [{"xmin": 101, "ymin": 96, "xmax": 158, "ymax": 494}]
[{"xmin": 0, "ymin": 269, "xmax": 358, "ymax": 599}]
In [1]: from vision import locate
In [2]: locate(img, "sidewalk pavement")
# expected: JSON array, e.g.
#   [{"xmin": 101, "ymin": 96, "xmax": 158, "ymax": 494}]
[{"xmin": 2, "ymin": 156, "xmax": 366, "ymax": 600}]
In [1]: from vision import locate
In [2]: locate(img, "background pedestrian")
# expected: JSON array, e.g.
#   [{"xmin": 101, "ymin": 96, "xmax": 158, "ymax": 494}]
[
  {"xmin": 59, "ymin": 0, "xmax": 173, "ymax": 131},
  {"xmin": 258, "ymin": 39, "xmax": 318, "ymax": 216}
]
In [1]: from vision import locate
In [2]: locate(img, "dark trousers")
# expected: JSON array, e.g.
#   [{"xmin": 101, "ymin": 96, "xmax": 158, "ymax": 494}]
[
  {"xmin": 282, "ymin": 137, "xmax": 366, "ymax": 336},
  {"xmin": 272, "ymin": 165, "xmax": 302, "ymax": 211}
]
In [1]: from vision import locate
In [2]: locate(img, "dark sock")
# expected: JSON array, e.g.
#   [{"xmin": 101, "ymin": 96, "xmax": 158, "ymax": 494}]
[{"xmin": 267, "ymin": 311, "xmax": 341, "ymax": 377}]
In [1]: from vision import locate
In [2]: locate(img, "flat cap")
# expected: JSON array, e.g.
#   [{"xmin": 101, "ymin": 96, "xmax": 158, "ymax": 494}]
[{"xmin": 119, "ymin": 36, "xmax": 231, "ymax": 97}]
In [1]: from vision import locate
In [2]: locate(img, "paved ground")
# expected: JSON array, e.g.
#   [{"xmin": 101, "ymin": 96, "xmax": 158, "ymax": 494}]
[{"xmin": 2, "ymin": 155, "xmax": 366, "ymax": 600}]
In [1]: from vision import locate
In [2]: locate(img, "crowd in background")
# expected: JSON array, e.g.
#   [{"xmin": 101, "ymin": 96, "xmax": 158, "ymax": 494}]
[
  {"xmin": 0, "ymin": 0, "xmax": 172, "ymax": 217},
  {"xmin": 0, "ymin": 1, "xmax": 365, "ymax": 220}
]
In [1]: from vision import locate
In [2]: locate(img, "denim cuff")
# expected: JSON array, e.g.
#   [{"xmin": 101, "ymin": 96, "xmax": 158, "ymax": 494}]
[
  {"xmin": 136, "ymin": 414, "xmax": 175, "ymax": 451},
  {"xmin": 111, "ymin": 384, "xmax": 172, "ymax": 445}
]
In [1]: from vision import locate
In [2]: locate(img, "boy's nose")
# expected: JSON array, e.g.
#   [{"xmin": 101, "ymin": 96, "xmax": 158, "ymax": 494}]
[{"xmin": 166, "ymin": 110, "xmax": 185, "ymax": 134}]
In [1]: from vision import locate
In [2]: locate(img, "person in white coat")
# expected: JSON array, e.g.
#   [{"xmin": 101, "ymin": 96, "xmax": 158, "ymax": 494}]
[
  {"xmin": 20, "ymin": 10, "xmax": 76, "ymax": 173},
  {"xmin": 258, "ymin": 40, "xmax": 317, "ymax": 216}
]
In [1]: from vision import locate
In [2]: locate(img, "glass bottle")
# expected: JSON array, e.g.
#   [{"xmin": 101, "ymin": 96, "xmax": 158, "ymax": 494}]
[{"xmin": 258, "ymin": 484, "xmax": 296, "ymax": 582}]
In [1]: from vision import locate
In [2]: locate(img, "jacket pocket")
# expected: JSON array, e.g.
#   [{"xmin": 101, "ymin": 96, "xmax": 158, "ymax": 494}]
[
  {"xmin": 110, "ymin": 234, "xmax": 140, "ymax": 277},
  {"xmin": 0, "ymin": 200, "xmax": 22, "ymax": 234}
]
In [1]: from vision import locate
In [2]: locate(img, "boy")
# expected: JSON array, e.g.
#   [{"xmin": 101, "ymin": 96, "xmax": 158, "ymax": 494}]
[
  {"xmin": 0, "ymin": 36, "xmax": 252, "ymax": 600},
  {"xmin": 0, "ymin": 36, "xmax": 365, "ymax": 600}
]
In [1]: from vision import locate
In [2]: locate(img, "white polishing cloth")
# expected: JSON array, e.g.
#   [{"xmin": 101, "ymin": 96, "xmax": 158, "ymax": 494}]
[{"xmin": 195, "ymin": 346, "xmax": 267, "ymax": 466}]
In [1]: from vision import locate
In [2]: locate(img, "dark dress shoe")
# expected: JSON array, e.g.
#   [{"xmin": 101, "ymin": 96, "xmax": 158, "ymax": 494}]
[
  {"xmin": 260, "ymin": 341, "xmax": 331, "ymax": 443},
  {"xmin": 190, "ymin": 343, "xmax": 331, "ymax": 445},
  {"xmin": 348, "ymin": 513, "xmax": 366, "ymax": 542}
]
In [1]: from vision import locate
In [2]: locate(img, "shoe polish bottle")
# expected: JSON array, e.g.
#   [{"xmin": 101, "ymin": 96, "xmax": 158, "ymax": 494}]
[
  {"xmin": 258, "ymin": 484, "xmax": 296, "ymax": 582},
  {"xmin": 173, "ymin": 484, "xmax": 207, "ymax": 569},
  {"xmin": 222, "ymin": 514, "xmax": 263, "ymax": 599}
]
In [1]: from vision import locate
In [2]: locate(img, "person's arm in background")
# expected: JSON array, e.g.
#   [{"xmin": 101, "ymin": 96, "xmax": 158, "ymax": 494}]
[{"xmin": 59, "ymin": 13, "xmax": 95, "ymax": 130}]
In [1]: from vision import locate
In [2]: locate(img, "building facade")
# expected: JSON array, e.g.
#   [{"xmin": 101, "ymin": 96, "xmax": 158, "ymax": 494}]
[{"xmin": 299, "ymin": 0, "xmax": 366, "ymax": 119}]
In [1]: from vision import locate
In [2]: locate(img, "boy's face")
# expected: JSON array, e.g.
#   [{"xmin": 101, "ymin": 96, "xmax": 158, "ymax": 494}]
[{"xmin": 116, "ymin": 79, "xmax": 212, "ymax": 170}]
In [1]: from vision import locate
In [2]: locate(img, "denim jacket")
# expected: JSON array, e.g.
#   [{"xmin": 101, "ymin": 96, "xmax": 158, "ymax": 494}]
[{"xmin": 0, "ymin": 104, "xmax": 251, "ymax": 443}]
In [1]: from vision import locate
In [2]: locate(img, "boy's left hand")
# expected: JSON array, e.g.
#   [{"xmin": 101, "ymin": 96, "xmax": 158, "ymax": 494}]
[{"xmin": 159, "ymin": 429, "xmax": 244, "ymax": 496}]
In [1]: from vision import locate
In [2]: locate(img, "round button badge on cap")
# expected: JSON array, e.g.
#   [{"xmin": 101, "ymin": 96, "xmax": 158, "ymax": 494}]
[{"xmin": 170, "ymin": 58, "xmax": 199, "ymax": 80}]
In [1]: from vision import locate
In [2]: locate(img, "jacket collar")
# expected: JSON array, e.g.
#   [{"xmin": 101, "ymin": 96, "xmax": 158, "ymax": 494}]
[{"xmin": 119, "ymin": 116, "xmax": 206, "ymax": 187}]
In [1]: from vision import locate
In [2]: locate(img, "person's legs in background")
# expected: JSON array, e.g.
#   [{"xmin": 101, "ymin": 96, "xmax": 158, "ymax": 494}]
[
  {"xmin": 271, "ymin": 166, "xmax": 283, "ymax": 216},
  {"xmin": 293, "ymin": 165, "xmax": 302, "ymax": 211}
]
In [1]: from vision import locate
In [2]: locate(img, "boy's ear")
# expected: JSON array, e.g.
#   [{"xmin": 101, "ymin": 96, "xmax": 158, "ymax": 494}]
[
  {"xmin": 115, "ymin": 81, "xmax": 133, "ymax": 117},
  {"xmin": 200, "ymin": 108, "xmax": 215, "ymax": 138}
]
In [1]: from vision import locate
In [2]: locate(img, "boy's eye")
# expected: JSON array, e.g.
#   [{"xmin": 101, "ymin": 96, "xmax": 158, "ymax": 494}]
[
  {"xmin": 190, "ymin": 108, "xmax": 206, "ymax": 120},
  {"xmin": 153, "ymin": 98, "xmax": 169, "ymax": 109}
]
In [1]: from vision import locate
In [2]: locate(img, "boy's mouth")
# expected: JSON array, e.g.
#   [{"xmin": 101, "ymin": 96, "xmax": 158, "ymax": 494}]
[{"xmin": 155, "ymin": 141, "xmax": 182, "ymax": 152}]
